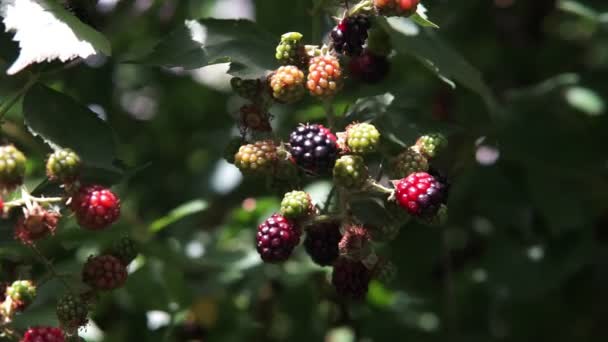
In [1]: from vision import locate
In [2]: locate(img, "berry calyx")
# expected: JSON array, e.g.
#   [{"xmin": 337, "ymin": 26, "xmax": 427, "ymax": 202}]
[
  {"xmin": 374, "ymin": 0, "xmax": 420, "ymax": 17},
  {"xmin": 390, "ymin": 147, "xmax": 428, "ymax": 179},
  {"xmin": 415, "ymin": 133, "xmax": 448, "ymax": 158},
  {"xmin": 0, "ymin": 144, "xmax": 26, "ymax": 192},
  {"xmin": 269, "ymin": 65, "xmax": 306, "ymax": 104},
  {"xmin": 345, "ymin": 123, "xmax": 381, "ymax": 154},
  {"xmin": 234, "ymin": 140, "xmax": 278, "ymax": 175},
  {"xmin": 394, "ymin": 172, "xmax": 446, "ymax": 218},
  {"xmin": 21, "ymin": 327, "xmax": 65, "ymax": 342},
  {"xmin": 280, "ymin": 190, "xmax": 313, "ymax": 219},
  {"xmin": 46, "ymin": 149, "xmax": 81, "ymax": 183},
  {"xmin": 14, "ymin": 203, "xmax": 61, "ymax": 244},
  {"xmin": 349, "ymin": 50, "xmax": 390, "ymax": 84},
  {"xmin": 108, "ymin": 236, "xmax": 138, "ymax": 266},
  {"xmin": 289, "ymin": 124, "xmax": 339, "ymax": 174},
  {"xmin": 333, "ymin": 155, "xmax": 368, "ymax": 188},
  {"xmin": 276, "ymin": 32, "xmax": 307, "ymax": 68},
  {"xmin": 6, "ymin": 280, "xmax": 36, "ymax": 311},
  {"xmin": 338, "ymin": 226, "xmax": 372, "ymax": 261},
  {"xmin": 70, "ymin": 185, "xmax": 120, "ymax": 230},
  {"xmin": 304, "ymin": 221, "xmax": 342, "ymax": 266},
  {"xmin": 239, "ymin": 104, "xmax": 272, "ymax": 132},
  {"xmin": 307, "ymin": 55, "xmax": 343, "ymax": 98},
  {"xmin": 56, "ymin": 294, "xmax": 88, "ymax": 331},
  {"xmin": 330, "ymin": 15, "xmax": 371, "ymax": 56},
  {"xmin": 256, "ymin": 214, "xmax": 301, "ymax": 263},
  {"xmin": 82, "ymin": 255, "xmax": 128, "ymax": 291},
  {"xmin": 331, "ymin": 258, "xmax": 371, "ymax": 300}
]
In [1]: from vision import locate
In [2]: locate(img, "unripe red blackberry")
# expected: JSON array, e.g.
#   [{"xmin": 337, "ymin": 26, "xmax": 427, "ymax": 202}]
[
  {"xmin": 234, "ymin": 140, "xmax": 278, "ymax": 174},
  {"xmin": 108, "ymin": 236, "xmax": 138, "ymax": 266},
  {"xmin": 349, "ymin": 50, "xmax": 390, "ymax": 84},
  {"xmin": 0, "ymin": 144, "xmax": 26, "ymax": 192},
  {"xmin": 70, "ymin": 185, "xmax": 120, "ymax": 230},
  {"xmin": 6, "ymin": 280, "xmax": 36, "ymax": 311},
  {"xmin": 269, "ymin": 66, "xmax": 306, "ymax": 104},
  {"xmin": 46, "ymin": 149, "xmax": 81, "ymax": 183},
  {"xmin": 304, "ymin": 221, "xmax": 342, "ymax": 266},
  {"xmin": 346, "ymin": 123, "xmax": 381, "ymax": 154},
  {"xmin": 82, "ymin": 255, "xmax": 128, "ymax": 291},
  {"xmin": 394, "ymin": 172, "xmax": 446, "ymax": 218},
  {"xmin": 56, "ymin": 294, "xmax": 88, "ymax": 331},
  {"xmin": 374, "ymin": 0, "xmax": 420, "ymax": 17},
  {"xmin": 276, "ymin": 32, "xmax": 308, "ymax": 68},
  {"xmin": 280, "ymin": 191, "xmax": 313, "ymax": 219},
  {"xmin": 330, "ymin": 15, "xmax": 371, "ymax": 56},
  {"xmin": 307, "ymin": 55, "xmax": 343, "ymax": 98},
  {"xmin": 289, "ymin": 124, "xmax": 339, "ymax": 174},
  {"xmin": 21, "ymin": 327, "xmax": 65, "ymax": 342},
  {"xmin": 415, "ymin": 133, "xmax": 448, "ymax": 158},
  {"xmin": 333, "ymin": 155, "xmax": 368, "ymax": 188},
  {"xmin": 256, "ymin": 214, "xmax": 301, "ymax": 263},
  {"xmin": 331, "ymin": 258, "xmax": 371, "ymax": 300},
  {"xmin": 390, "ymin": 147, "xmax": 428, "ymax": 179},
  {"xmin": 339, "ymin": 226, "xmax": 372, "ymax": 261},
  {"xmin": 239, "ymin": 104, "xmax": 272, "ymax": 132},
  {"xmin": 14, "ymin": 203, "xmax": 61, "ymax": 244}
]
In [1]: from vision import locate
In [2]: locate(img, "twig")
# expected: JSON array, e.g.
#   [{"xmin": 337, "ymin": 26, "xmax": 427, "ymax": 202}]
[
  {"xmin": 324, "ymin": 99, "xmax": 336, "ymax": 129},
  {"xmin": 323, "ymin": 186, "xmax": 336, "ymax": 212},
  {"xmin": 366, "ymin": 180, "xmax": 393, "ymax": 194},
  {"xmin": 29, "ymin": 244, "xmax": 73, "ymax": 293}
]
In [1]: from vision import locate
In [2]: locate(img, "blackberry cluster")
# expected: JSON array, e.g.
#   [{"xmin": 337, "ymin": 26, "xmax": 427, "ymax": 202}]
[
  {"xmin": 330, "ymin": 16, "xmax": 371, "ymax": 56},
  {"xmin": 289, "ymin": 124, "xmax": 339, "ymax": 174}
]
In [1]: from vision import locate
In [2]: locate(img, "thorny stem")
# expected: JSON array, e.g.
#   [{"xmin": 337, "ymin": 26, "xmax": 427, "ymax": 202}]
[
  {"xmin": 366, "ymin": 180, "xmax": 394, "ymax": 195},
  {"xmin": 324, "ymin": 99, "xmax": 336, "ymax": 129},
  {"xmin": 4, "ymin": 188, "xmax": 65, "ymax": 211},
  {"xmin": 29, "ymin": 244, "xmax": 73, "ymax": 293},
  {"xmin": 322, "ymin": 186, "xmax": 336, "ymax": 212}
]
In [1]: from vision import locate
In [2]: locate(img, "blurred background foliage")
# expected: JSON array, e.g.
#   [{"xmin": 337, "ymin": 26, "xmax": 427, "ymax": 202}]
[{"xmin": 1, "ymin": 0, "xmax": 608, "ymax": 341}]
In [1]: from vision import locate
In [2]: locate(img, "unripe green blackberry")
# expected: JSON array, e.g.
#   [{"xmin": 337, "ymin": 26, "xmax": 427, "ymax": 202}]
[
  {"xmin": 46, "ymin": 149, "xmax": 81, "ymax": 183},
  {"xmin": 415, "ymin": 133, "xmax": 448, "ymax": 158},
  {"xmin": 234, "ymin": 140, "xmax": 278, "ymax": 175},
  {"xmin": 346, "ymin": 123, "xmax": 380, "ymax": 154},
  {"xmin": 269, "ymin": 66, "xmax": 306, "ymax": 104},
  {"xmin": 333, "ymin": 155, "xmax": 368, "ymax": 188},
  {"xmin": 276, "ymin": 32, "xmax": 307, "ymax": 67},
  {"xmin": 224, "ymin": 137, "xmax": 244, "ymax": 164},
  {"xmin": 6, "ymin": 280, "xmax": 36, "ymax": 311},
  {"xmin": 0, "ymin": 144, "xmax": 26, "ymax": 192},
  {"xmin": 56, "ymin": 294, "xmax": 88, "ymax": 331},
  {"xmin": 280, "ymin": 191, "xmax": 313, "ymax": 219},
  {"xmin": 391, "ymin": 147, "xmax": 428, "ymax": 178},
  {"xmin": 108, "ymin": 236, "xmax": 137, "ymax": 266}
]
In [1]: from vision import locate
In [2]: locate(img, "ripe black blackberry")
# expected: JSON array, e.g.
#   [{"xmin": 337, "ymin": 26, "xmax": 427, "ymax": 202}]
[
  {"xmin": 331, "ymin": 16, "xmax": 371, "ymax": 56},
  {"xmin": 289, "ymin": 124, "xmax": 339, "ymax": 174},
  {"xmin": 304, "ymin": 221, "xmax": 342, "ymax": 266},
  {"xmin": 256, "ymin": 214, "xmax": 301, "ymax": 263},
  {"xmin": 331, "ymin": 258, "xmax": 371, "ymax": 300}
]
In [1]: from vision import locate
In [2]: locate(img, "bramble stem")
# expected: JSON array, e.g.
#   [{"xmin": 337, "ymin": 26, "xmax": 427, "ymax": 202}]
[
  {"xmin": 366, "ymin": 180, "xmax": 393, "ymax": 194},
  {"xmin": 30, "ymin": 244, "xmax": 73, "ymax": 293}
]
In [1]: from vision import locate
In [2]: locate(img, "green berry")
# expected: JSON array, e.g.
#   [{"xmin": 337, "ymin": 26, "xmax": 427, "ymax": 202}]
[
  {"xmin": 333, "ymin": 155, "xmax": 368, "ymax": 188},
  {"xmin": 0, "ymin": 144, "xmax": 26, "ymax": 192},
  {"xmin": 415, "ymin": 133, "xmax": 448, "ymax": 158},
  {"xmin": 56, "ymin": 293, "xmax": 88, "ymax": 331},
  {"xmin": 46, "ymin": 148, "xmax": 82, "ymax": 183},
  {"xmin": 276, "ymin": 32, "xmax": 307, "ymax": 67},
  {"xmin": 234, "ymin": 140, "xmax": 278, "ymax": 174},
  {"xmin": 280, "ymin": 190, "xmax": 313, "ymax": 219},
  {"xmin": 6, "ymin": 280, "xmax": 36, "ymax": 311},
  {"xmin": 391, "ymin": 147, "xmax": 428, "ymax": 178},
  {"xmin": 346, "ymin": 123, "xmax": 380, "ymax": 154},
  {"xmin": 109, "ymin": 236, "xmax": 138, "ymax": 266}
]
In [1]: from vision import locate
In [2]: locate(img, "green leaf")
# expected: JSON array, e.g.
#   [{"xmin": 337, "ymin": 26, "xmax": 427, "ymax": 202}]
[
  {"xmin": 411, "ymin": 4, "xmax": 439, "ymax": 29},
  {"xmin": 23, "ymin": 83, "xmax": 119, "ymax": 170},
  {"xmin": 131, "ymin": 19, "xmax": 276, "ymax": 78},
  {"xmin": 557, "ymin": 0, "xmax": 599, "ymax": 21},
  {"xmin": 150, "ymin": 199, "xmax": 209, "ymax": 233},
  {"xmin": 379, "ymin": 17, "xmax": 500, "ymax": 119}
]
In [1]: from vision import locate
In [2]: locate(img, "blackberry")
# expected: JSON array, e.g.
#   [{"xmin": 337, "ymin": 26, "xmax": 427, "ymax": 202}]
[
  {"xmin": 108, "ymin": 236, "xmax": 138, "ymax": 266},
  {"xmin": 275, "ymin": 32, "xmax": 308, "ymax": 68},
  {"xmin": 394, "ymin": 172, "xmax": 446, "ymax": 218},
  {"xmin": 269, "ymin": 66, "xmax": 306, "ymax": 104},
  {"xmin": 0, "ymin": 144, "xmax": 26, "ymax": 192},
  {"xmin": 289, "ymin": 124, "xmax": 339, "ymax": 174},
  {"xmin": 304, "ymin": 221, "xmax": 342, "ymax": 266},
  {"xmin": 82, "ymin": 255, "xmax": 128, "ymax": 291},
  {"xmin": 70, "ymin": 185, "xmax": 120, "ymax": 230},
  {"xmin": 14, "ymin": 203, "xmax": 60, "ymax": 244},
  {"xmin": 333, "ymin": 155, "xmax": 368, "ymax": 188},
  {"xmin": 338, "ymin": 226, "xmax": 372, "ymax": 261},
  {"xmin": 234, "ymin": 140, "xmax": 278, "ymax": 174},
  {"xmin": 46, "ymin": 149, "xmax": 81, "ymax": 183},
  {"xmin": 415, "ymin": 133, "xmax": 448, "ymax": 158},
  {"xmin": 331, "ymin": 258, "xmax": 371, "ymax": 300},
  {"xmin": 21, "ymin": 327, "xmax": 65, "ymax": 342},
  {"xmin": 6, "ymin": 280, "xmax": 36, "ymax": 311},
  {"xmin": 307, "ymin": 55, "xmax": 343, "ymax": 98},
  {"xmin": 346, "ymin": 123, "xmax": 381, "ymax": 154},
  {"xmin": 256, "ymin": 214, "xmax": 301, "ymax": 263},
  {"xmin": 390, "ymin": 147, "xmax": 428, "ymax": 179},
  {"xmin": 330, "ymin": 16, "xmax": 371, "ymax": 56},
  {"xmin": 280, "ymin": 191, "xmax": 313, "ymax": 219},
  {"xmin": 56, "ymin": 294, "xmax": 88, "ymax": 331},
  {"xmin": 349, "ymin": 50, "xmax": 390, "ymax": 84}
]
